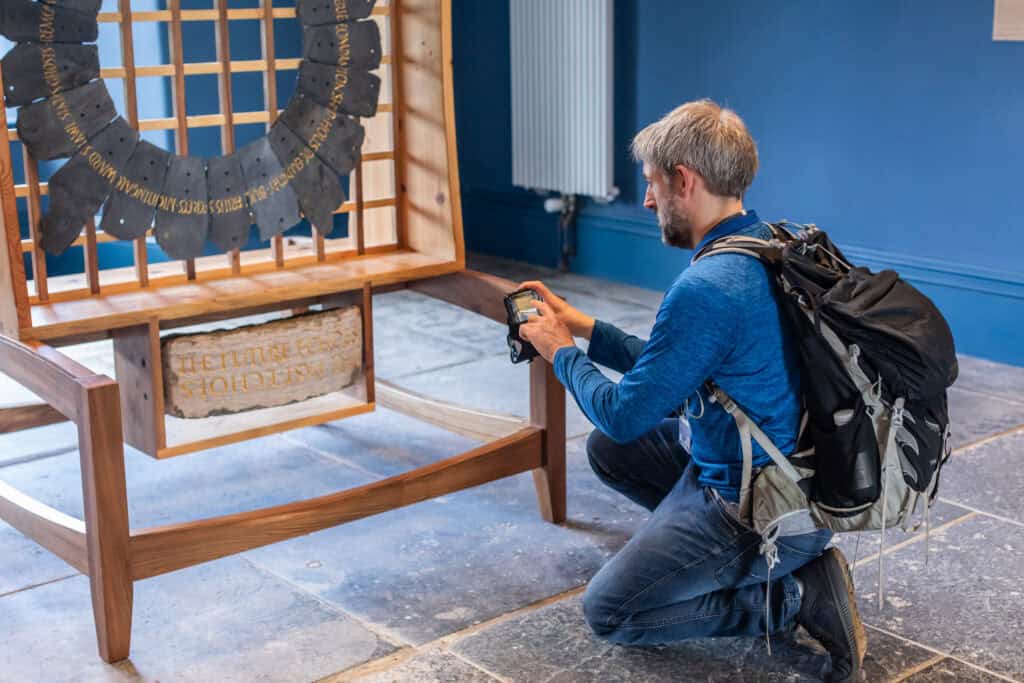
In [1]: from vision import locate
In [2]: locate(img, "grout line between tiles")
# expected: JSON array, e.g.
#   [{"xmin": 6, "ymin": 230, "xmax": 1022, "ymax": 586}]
[
  {"xmin": 384, "ymin": 353, "xmax": 502, "ymax": 383},
  {"xmin": 853, "ymin": 511, "xmax": 978, "ymax": 569},
  {"xmin": 951, "ymin": 383, "xmax": 1024, "ymax": 408},
  {"xmin": 327, "ymin": 584, "xmax": 588, "ymax": 682},
  {"xmin": 0, "ymin": 571, "xmax": 79, "ymax": 599},
  {"xmin": 935, "ymin": 499, "xmax": 1024, "ymax": 530},
  {"xmin": 444, "ymin": 648, "xmax": 512, "ymax": 683},
  {"xmin": 0, "ymin": 445, "xmax": 79, "ymax": 469},
  {"xmin": 241, "ymin": 554, "xmax": 414, "ymax": 650},
  {"xmin": 952, "ymin": 423, "xmax": 1024, "ymax": 455},
  {"xmin": 277, "ymin": 432, "xmax": 394, "ymax": 481},
  {"xmin": 317, "ymin": 647, "xmax": 418, "ymax": 682},
  {"xmin": 864, "ymin": 624, "xmax": 1019, "ymax": 683},
  {"xmin": 432, "ymin": 584, "xmax": 588, "ymax": 649},
  {"xmin": 890, "ymin": 653, "xmax": 947, "ymax": 682}
]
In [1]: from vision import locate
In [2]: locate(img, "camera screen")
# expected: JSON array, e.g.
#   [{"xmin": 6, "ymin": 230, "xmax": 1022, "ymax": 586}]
[{"xmin": 511, "ymin": 292, "xmax": 539, "ymax": 323}]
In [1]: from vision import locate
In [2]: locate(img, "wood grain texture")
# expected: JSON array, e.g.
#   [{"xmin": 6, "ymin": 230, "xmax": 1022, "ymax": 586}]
[
  {"xmin": 116, "ymin": 0, "xmax": 150, "ymax": 287},
  {"xmin": 0, "ymin": 337, "xmax": 98, "ymax": 422},
  {"xmin": 21, "ymin": 201, "xmax": 397, "ymax": 305},
  {"xmin": 22, "ymin": 147, "xmax": 48, "ymax": 302},
  {"xmin": 166, "ymin": 0, "xmax": 189, "ymax": 156},
  {"xmin": 85, "ymin": 219, "xmax": 101, "ymax": 294},
  {"xmin": 214, "ymin": 0, "xmax": 236, "ymax": 154},
  {"xmin": 0, "ymin": 479, "xmax": 88, "ymax": 573},
  {"xmin": 530, "ymin": 359, "xmax": 566, "ymax": 524},
  {"xmin": 0, "ymin": 401, "xmax": 68, "ymax": 433},
  {"xmin": 165, "ymin": 285, "xmax": 394, "ymax": 332},
  {"xmin": 313, "ymin": 226, "xmax": 326, "ymax": 262},
  {"xmin": 0, "ymin": 65, "xmax": 32, "ymax": 336},
  {"xmin": 354, "ymin": 162, "xmax": 366, "ymax": 254},
  {"xmin": 258, "ymin": 0, "xmax": 286, "ymax": 268},
  {"xmin": 130, "ymin": 427, "xmax": 542, "ymax": 579},
  {"xmin": 214, "ymin": 0, "xmax": 239, "ymax": 274},
  {"xmin": 77, "ymin": 380, "xmax": 133, "ymax": 663},
  {"xmin": 409, "ymin": 269, "xmax": 515, "ymax": 324},
  {"xmin": 113, "ymin": 321, "xmax": 165, "ymax": 456},
  {"xmin": 0, "ymin": 129, "xmax": 26, "ymax": 335},
  {"xmin": 439, "ymin": 0, "xmax": 465, "ymax": 265},
  {"xmin": 92, "ymin": 5, "xmax": 389, "ymax": 23},
  {"xmin": 360, "ymin": 282, "xmax": 374, "ymax": 402},
  {"xmin": 159, "ymin": 399, "xmax": 373, "ymax": 458},
  {"xmin": 376, "ymin": 379, "xmax": 528, "ymax": 441},
  {"xmin": 389, "ymin": 0, "xmax": 408, "ymax": 249},
  {"xmin": 27, "ymin": 250, "xmax": 459, "ymax": 342},
  {"xmin": 167, "ymin": 0, "xmax": 196, "ymax": 280},
  {"xmin": 259, "ymin": 0, "xmax": 278, "ymax": 126},
  {"xmin": 7, "ymin": 104, "xmax": 391, "ymax": 146},
  {"xmin": 0, "ymin": 1, "xmax": 496, "ymax": 666},
  {"xmin": 392, "ymin": 0, "xmax": 460, "ymax": 263}
]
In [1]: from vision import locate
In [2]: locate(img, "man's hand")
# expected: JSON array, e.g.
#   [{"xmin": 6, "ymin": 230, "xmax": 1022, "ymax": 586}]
[
  {"xmin": 518, "ymin": 280, "xmax": 596, "ymax": 340},
  {"xmin": 519, "ymin": 299, "xmax": 575, "ymax": 363}
]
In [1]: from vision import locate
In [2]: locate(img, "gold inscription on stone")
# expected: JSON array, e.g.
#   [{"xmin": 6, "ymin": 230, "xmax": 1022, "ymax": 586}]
[{"xmin": 162, "ymin": 307, "xmax": 363, "ymax": 418}]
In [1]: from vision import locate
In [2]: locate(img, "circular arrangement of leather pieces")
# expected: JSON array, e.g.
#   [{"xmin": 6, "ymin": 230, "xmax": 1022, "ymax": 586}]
[{"xmin": 0, "ymin": 0, "xmax": 382, "ymax": 259}]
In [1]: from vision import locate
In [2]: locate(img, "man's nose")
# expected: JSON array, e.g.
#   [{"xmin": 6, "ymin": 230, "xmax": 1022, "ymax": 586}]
[{"xmin": 643, "ymin": 187, "xmax": 656, "ymax": 211}]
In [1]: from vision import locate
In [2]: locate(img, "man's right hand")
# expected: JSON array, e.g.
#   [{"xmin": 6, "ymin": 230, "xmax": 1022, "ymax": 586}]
[{"xmin": 518, "ymin": 280, "xmax": 596, "ymax": 340}]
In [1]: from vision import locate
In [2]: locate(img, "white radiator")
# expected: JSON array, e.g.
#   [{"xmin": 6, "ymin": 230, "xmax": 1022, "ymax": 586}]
[{"xmin": 510, "ymin": 0, "xmax": 615, "ymax": 199}]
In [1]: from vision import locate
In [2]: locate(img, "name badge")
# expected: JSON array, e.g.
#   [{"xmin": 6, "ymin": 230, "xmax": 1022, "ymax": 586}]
[{"xmin": 678, "ymin": 415, "xmax": 693, "ymax": 453}]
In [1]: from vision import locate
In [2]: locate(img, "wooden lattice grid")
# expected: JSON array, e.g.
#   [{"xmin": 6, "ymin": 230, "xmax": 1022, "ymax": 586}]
[{"xmin": 2, "ymin": 0, "xmax": 401, "ymax": 306}]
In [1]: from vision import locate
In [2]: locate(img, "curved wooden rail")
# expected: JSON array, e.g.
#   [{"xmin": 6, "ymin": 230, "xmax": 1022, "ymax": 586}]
[
  {"xmin": 0, "ymin": 338, "xmax": 98, "ymax": 577},
  {"xmin": 376, "ymin": 378, "xmax": 528, "ymax": 441},
  {"xmin": 129, "ymin": 427, "xmax": 542, "ymax": 580},
  {"xmin": 0, "ymin": 479, "xmax": 87, "ymax": 573},
  {"xmin": 0, "ymin": 267, "xmax": 566, "ymax": 664},
  {"xmin": 0, "ymin": 336, "xmax": 106, "ymax": 421},
  {"xmin": 0, "ymin": 401, "xmax": 66, "ymax": 433}
]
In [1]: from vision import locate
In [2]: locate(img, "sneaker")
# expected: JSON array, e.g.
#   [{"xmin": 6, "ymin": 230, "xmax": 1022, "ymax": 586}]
[{"xmin": 794, "ymin": 547, "xmax": 867, "ymax": 683}]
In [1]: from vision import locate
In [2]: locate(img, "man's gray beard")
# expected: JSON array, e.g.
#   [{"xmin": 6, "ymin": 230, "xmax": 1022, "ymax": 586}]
[{"xmin": 659, "ymin": 207, "xmax": 694, "ymax": 249}]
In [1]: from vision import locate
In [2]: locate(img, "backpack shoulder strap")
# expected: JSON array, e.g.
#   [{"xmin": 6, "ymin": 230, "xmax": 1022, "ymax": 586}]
[
  {"xmin": 691, "ymin": 236, "xmax": 772, "ymax": 266},
  {"xmin": 691, "ymin": 220, "xmax": 796, "ymax": 266},
  {"xmin": 704, "ymin": 380, "xmax": 804, "ymax": 519}
]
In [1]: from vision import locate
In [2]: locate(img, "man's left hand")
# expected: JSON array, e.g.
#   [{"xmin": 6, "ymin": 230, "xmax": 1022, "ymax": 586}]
[{"xmin": 519, "ymin": 300, "xmax": 575, "ymax": 363}]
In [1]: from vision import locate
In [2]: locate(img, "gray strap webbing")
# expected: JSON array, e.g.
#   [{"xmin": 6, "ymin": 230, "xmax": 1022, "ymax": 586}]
[
  {"xmin": 877, "ymin": 396, "xmax": 905, "ymax": 610},
  {"xmin": 707, "ymin": 384, "xmax": 802, "ymax": 520},
  {"xmin": 691, "ymin": 235, "xmax": 772, "ymax": 266}
]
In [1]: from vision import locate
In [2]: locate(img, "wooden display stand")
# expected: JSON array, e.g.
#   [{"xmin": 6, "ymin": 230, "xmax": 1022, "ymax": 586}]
[{"xmin": 0, "ymin": 0, "xmax": 566, "ymax": 663}]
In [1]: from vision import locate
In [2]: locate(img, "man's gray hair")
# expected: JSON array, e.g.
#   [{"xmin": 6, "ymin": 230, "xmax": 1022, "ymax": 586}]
[{"xmin": 631, "ymin": 99, "xmax": 758, "ymax": 198}]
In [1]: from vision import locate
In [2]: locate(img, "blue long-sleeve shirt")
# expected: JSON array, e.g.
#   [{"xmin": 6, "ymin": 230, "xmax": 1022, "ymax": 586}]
[{"xmin": 553, "ymin": 210, "xmax": 802, "ymax": 502}]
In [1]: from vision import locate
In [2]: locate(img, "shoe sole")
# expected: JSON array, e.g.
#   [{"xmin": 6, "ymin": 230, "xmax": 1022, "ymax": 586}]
[{"xmin": 823, "ymin": 548, "xmax": 868, "ymax": 683}]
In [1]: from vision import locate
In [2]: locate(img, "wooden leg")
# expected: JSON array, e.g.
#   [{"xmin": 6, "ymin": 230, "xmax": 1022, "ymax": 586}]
[
  {"xmin": 78, "ymin": 381, "xmax": 133, "ymax": 663},
  {"xmin": 529, "ymin": 359, "xmax": 566, "ymax": 523}
]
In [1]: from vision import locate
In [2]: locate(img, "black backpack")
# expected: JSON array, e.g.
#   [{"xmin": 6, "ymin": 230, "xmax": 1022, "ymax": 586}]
[{"xmin": 693, "ymin": 222, "xmax": 957, "ymax": 608}]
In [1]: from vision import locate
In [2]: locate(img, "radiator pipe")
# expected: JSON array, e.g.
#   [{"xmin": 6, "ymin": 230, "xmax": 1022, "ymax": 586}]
[{"xmin": 544, "ymin": 194, "xmax": 579, "ymax": 272}]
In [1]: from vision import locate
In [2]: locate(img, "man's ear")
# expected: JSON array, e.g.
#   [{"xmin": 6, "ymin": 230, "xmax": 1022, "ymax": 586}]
[{"xmin": 673, "ymin": 164, "xmax": 698, "ymax": 197}]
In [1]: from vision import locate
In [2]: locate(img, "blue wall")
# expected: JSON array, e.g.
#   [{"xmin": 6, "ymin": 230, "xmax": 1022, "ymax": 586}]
[{"xmin": 451, "ymin": 0, "xmax": 1024, "ymax": 366}]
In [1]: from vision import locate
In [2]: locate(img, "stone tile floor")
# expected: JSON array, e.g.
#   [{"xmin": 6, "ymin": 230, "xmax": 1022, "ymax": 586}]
[{"xmin": 0, "ymin": 253, "xmax": 1022, "ymax": 682}]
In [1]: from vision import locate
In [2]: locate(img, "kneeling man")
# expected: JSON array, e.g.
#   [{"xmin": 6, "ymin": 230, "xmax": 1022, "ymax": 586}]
[{"xmin": 519, "ymin": 100, "xmax": 866, "ymax": 683}]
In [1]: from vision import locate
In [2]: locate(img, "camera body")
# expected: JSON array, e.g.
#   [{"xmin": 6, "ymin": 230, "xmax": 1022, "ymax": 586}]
[{"xmin": 504, "ymin": 288, "xmax": 542, "ymax": 363}]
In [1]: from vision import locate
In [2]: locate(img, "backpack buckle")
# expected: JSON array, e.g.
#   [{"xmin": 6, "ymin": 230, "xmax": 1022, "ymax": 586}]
[
  {"xmin": 712, "ymin": 392, "xmax": 738, "ymax": 415},
  {"xmin": 704, "ymin": 381, "xmax": 738, "ymax": 414}
]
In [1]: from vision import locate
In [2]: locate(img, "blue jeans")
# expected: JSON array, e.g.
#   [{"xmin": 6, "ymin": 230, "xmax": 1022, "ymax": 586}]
[{"xmin": 583, "ymin": 419, "xmax": 832, "ymax": 645}]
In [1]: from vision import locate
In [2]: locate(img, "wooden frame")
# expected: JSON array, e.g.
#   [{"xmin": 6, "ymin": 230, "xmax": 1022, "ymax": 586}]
[
  {"xmin": 2, "ymin": 0, "xmax": 465, "ymax": 336},
  {"xmin": 0, "ymin": 271, "xmax": 567, "ymax": 663},
  {"xmin": 0, "ymin": 0, "xmax": 566, "ymax": 664}
]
